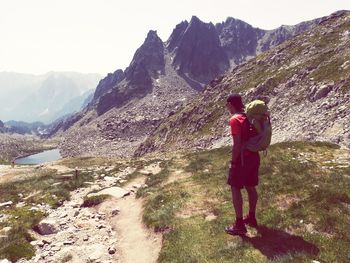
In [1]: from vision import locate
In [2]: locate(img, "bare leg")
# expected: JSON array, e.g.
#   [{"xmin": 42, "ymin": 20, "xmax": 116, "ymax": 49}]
[
  {"xmin": 246, "ymin": 186, "xmax": 258, "ymax": 215},
  {"xmin": 231, "ymin": 186, "xmax": 243, "ymax": 219}
]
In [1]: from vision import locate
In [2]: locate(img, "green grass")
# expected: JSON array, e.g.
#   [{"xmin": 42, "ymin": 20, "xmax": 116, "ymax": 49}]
[
  {"xmin": 141, "ymin": 141, "xmax": 350, "ymax": 262},
  {"xmin": 59, "ymin": 156, "xmax": 119, "ymax": 168},
  {"xmin": 0, "ymin": 208, "xmax": 43, "ymax": 262}
]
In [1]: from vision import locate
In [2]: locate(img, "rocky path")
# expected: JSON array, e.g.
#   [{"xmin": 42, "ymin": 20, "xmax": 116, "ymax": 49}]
[
  {"xmin": 11, "ymin": 161, "xmax": 163, "ymax": 263},
  {"xmin": 99, "ymin": 176, "xmax": 162, "ymax": 263}
]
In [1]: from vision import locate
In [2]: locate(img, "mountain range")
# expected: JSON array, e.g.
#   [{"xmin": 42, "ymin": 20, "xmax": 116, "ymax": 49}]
[
  {"xmin": 50, "ymin": 11, "xmax": 349, "ymax": 158},
  {"xmin": 0, "ymin": 72, "xmax": 101, "ymax": 123},
  {"xmin": 136, "ymin": 10, "xmax": 350, "ymax": 155}
]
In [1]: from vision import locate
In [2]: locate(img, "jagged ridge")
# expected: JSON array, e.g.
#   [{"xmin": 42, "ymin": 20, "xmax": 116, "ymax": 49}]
[{"xmin": 135, "ymin": 11, "xmax": 350, "ymax": 156}]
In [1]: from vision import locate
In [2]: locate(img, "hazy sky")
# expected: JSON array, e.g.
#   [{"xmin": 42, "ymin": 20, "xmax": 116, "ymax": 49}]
[{"xmin": 0, "ymin": 0, "xmax": 349, "ymax": 76}]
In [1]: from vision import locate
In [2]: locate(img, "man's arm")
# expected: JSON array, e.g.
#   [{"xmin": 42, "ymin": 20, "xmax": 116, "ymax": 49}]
[{"xmin": 231, "ymin": 134, "xmax": 242, "ymax": 165}]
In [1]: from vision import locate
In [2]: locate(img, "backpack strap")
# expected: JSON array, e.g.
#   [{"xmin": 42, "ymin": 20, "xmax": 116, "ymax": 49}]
[{"xmin": 240, "ymin": 114, "xmax": 250, "ymax": 167}]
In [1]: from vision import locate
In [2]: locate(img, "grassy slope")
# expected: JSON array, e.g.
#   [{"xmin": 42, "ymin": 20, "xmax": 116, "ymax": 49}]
[
  {"xmin": 139, "ymin": 142, "xmax": 350, "ymax": 263},
  {"xmin": 1, "ymin": 142, "xmax": 349, "ymax": 262}
]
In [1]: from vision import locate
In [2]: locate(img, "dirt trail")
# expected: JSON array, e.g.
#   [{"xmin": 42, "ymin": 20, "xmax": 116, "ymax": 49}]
[{"xmin": 99, "ymin": 176, "xmax": 162, "ymax": 263}]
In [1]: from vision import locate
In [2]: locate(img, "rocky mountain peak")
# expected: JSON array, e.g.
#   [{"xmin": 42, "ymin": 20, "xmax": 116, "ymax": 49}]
[
  {"xmin": 92, "ymin": 69, "xmax": 124, "ymax": 103},
  {"xmin": 93, "ymin": 31, "xmax": 165, "ymax": 115},
  {"xmin": 145, "ymin": 30, "xmax": 161, "ymax": 42},
  {"xmin": 125, "ymin": 29, "xmax": 165, "ymax": 81},
  {"xmin": 216, "ymin": 17, "xmax": 264, "ymax": 64},
  {"xmin": 169, "ymin": 16, "xmax": 229, "ymax": 85},
  {"xmin": 167, "ymin": 20, "xmax": 189, "ymax": 51},
  {"xmin": 189, "ymin": 15, "xmax": 203, "ymax": 25}
]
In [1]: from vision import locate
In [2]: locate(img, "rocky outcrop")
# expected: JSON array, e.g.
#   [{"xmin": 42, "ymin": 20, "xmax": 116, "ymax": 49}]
[{"xmin": 92, "ymin": 69, "xmax": 125, "ymax": 102}]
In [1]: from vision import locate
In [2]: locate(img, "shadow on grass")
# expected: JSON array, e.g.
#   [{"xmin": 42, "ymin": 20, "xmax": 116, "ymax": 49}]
[{"xmin": 242, "ymin": 225, "xmax": 319, "ymax": 260}]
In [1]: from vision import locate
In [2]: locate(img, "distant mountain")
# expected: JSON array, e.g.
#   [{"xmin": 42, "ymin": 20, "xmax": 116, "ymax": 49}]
[
  {"xmin": 0, "ymin": 72, "xmax": 101, "ymax": 123},
  {"xmin": 50, "ymin": 88, "xmax": 95, "ymax": 122},
  {"xmin": 2, "ymin": 120, "xmax": 48, "ymax": 135},
  {"xmin": 53, "ymin": 13, "xmax": 329, "ymax": 157}
]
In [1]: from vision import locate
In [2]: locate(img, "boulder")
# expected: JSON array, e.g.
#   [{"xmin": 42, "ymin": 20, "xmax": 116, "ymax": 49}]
[
  {"xmin": 313, "ymin": 84, "xmax": 333, "ymax": 101},
  {"xmin": 34, "ymin": 219, "xmax": 58, "ymax": 235}
]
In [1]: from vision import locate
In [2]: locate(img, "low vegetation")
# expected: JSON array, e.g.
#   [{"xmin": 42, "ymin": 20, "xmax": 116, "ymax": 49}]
[
  {"xmin": 139, "ymin": 141, "xmax": 350, "ymax": 262},
  {"xmin": 81, "ymin": 194, "xmax": 111, "ymax": 207},
  {"xmin": 0, "ymin": 166, "xmax": 96, "ymax": 261}
]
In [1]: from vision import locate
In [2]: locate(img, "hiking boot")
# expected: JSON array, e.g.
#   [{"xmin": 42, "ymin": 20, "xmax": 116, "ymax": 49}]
[
  {"xmin": 225, "ymin": 223, "xmax": 247, "ymax": 236},
  {"xmin": 243, "ymin": 215, "xmax": 258, "ymax": 228}
]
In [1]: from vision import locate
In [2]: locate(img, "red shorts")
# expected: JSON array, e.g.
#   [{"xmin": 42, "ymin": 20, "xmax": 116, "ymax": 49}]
[{"xmin": 227, "ymin": 152, "xmax": 260, "ymax": 189}]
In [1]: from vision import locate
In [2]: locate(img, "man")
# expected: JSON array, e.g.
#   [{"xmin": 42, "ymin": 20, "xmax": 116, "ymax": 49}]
[{"xmin": 225, "ymin": 94, "xmax": 260, "ymax": 236}]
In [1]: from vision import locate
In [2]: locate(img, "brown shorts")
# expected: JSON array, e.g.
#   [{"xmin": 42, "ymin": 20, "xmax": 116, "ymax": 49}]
[{"xmin": 227, "ymin": 152, "xmax": 260, "ymax": 189}]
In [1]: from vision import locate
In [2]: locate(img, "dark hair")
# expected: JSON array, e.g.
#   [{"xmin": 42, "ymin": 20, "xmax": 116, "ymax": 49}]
[{"xmin": 227, "ymin": 93, "xmax": 244, "ymax": 111}]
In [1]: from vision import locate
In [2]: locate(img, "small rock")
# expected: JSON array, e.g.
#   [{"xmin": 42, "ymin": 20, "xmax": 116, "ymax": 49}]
[
  {"xmin": 71, "ymin": 202, "xmax": 80, "ymax": 208},
  {"xmin": 37, "ymin": 240, "xmax": 45, "ymax": 247},
  {"xmin": 73, "ymin": 211, "xmax": 79, "ymax": 217},
  {"xmin": 63, "ymin": 240, "xmax": 74, "ymax": 245},
  {"xmin": 108, "ymin": 246, "xmax": 116, "ymax": 254},
  {"xmin": 50, "ymin": 246, "xmax": 61, "ymax": 252},
  {"xmin": 30, "ymin": 240, "xmax": 38, "ymax": 246},
  {"xmin": 83, "ymin": 236, "xmax": 89, "ymax": 241},
  {"xmin": 97, "ymin": 224, "xmax": 106, "ymax": 229},
  {"xmin": 60, "ymin": 213, "xmax": 68, "ymax": 218},
  {"xmin": 0, "ymin": 201, "xmax": 13, "ymax": 208},
  {"xmin": 0, "ymin": 227, "xmax": 12, "ymax": 235},
  {"xmin": 132, "ymin": 184, "xmax": 142, "ymax": 189},
  {"xmin": 111, "ymin": 208, "xmax": 120, "ymax": 216},
  {"xmin": 42, "ymin": 239, "xmax": 52, "ymax": 245},
  {"xmin": 16, "ymin": 202, "xmax": 26, "ymax": 208}
]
